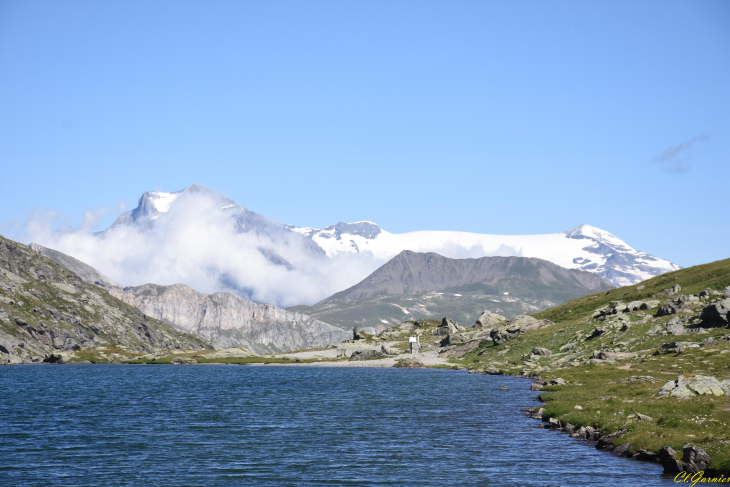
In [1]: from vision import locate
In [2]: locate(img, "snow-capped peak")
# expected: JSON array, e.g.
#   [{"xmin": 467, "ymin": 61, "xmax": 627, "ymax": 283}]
[{"xmin": 562, "ymin": 224, "xmax": 628, "ymax": 249}]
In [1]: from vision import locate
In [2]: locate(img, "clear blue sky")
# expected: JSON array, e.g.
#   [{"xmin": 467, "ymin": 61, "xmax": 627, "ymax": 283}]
[{"xmin": 1, "ymin": 0, "xmax": 728, "ymax": 268}]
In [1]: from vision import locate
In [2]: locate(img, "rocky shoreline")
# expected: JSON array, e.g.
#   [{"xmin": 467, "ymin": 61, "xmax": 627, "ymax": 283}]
[{"xmin": 519, "ymin": 374, "xmax": 715, "ymax": 478}]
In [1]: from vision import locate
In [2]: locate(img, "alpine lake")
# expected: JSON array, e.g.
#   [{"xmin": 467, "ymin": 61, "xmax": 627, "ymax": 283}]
[{"xmin": 0, "ymin": 365, "xmax": 674, "ymax": 486}]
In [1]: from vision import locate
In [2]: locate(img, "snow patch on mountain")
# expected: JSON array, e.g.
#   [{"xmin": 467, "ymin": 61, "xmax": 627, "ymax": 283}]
[{"xmin": 148, "ymin": 191, "xmax": 179, "ymax": 213}]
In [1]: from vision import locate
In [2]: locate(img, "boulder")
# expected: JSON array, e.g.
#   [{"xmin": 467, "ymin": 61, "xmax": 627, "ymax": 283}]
[
  {"xmin": 380, "ymin": 345, "xmax": 400, "ymax": 356},
  {"xmin": 393, "ymin": 358, "xmax": 425, "ymax": 368},
  {"xmin": 700, "ymin": 299, "xmax": 730, "ymax": 326},
  {"xmin": 658, "ymin": 446, "xmax": 686, "ymax": 474},
  {"xmin": 656, "ymin": 303, "xmax": 679, "ymax": 317},
  {"xmin": 352, "ymin": 327, "xmax": 368, "ymax": 340},
  {"xmin": 683, "ymin": 445, "xmax": 711, "ymax": 473},
  {"xmin": 474, "ymin": 310, "xmax": 506, "ymax": 329},
  {"xmin": 588, "ymin": 325, "xmax": 608, "ymax": 339},
  {"xmin": 170, "ymin": 356, "xmax": 197, "ymax": 365},
  {"xmin": 433, "ymin": 317, "xmax": 462, "ymax": 336},
  {"xmin": 613, "ymin": 443, "xmax": 632, "ymax": 457},
  {"xmin": 447, "ymin": 340, "xmax": 482, "ymax": 358},
  {"xmin": 639, "ymin": 300, "xmax": 660, "ymax": 310},
  {"xmin": 572, "ymin": 426, "xmax": 587, "ymax": 439},
  {"xmin": 490, "ymin": 315, "xmax": 553, "ymax": 344},
  {"xmin": 666, "ymin": 323, "xmax": 687, "ymax": 335},
  {"xmin": 349, "ymin": 349, "xmax": 384, "ymax": 361},
  {"xmin": 724, "ymin": 286, "xmax": 730, "ymax": 299},
  {"xmin": 440, "ymin": 333, "xmax": 468, "ymax": 347},
  {"xmin": 656, "ymin": 375, "xmax": 730, "ymax": 398},
  {"xmin": 596, "ymin": 430, "xmax": 627, "ymax": 450},
  {"xmin": 699, "ymin": 288, "xmax": 719, "ymax": 298},
  {"xmin": 585, "ymin": 426, "xmax": 600, "ymax": 441},
  {"xmin": 654, "ymin": 342, "xmax": 683, "ymax": 355},
  {"xmin": 531, "ymin": 347, "xmax": 552, "ymax": 357}
]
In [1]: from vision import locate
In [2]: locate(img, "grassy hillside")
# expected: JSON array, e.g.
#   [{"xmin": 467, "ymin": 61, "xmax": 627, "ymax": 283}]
[{"xmin": 448, "ymin": 257, "xmax": 730, "ymax": 475}]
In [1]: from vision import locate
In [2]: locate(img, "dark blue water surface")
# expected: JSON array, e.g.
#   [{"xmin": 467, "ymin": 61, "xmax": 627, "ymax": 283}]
[{"xmin": 0, "ymin": 365, "xmax": 672, "ymax": 486}]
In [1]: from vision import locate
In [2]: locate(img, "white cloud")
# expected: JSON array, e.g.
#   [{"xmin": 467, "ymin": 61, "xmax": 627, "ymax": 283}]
[{"xmin": 10, "ymin": 191, "xmax": 381, "ymax": 308}]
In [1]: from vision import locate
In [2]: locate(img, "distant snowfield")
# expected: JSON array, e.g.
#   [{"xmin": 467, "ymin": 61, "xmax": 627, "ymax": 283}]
[{"xmin": 290, "ymin": 222, "xmax": 680, "ymax": 287}]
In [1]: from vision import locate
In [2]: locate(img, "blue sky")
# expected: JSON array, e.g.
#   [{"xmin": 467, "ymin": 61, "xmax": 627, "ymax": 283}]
[{"xmin": 0, "ymin": 0, "xmax": 728, "ymax": 268}]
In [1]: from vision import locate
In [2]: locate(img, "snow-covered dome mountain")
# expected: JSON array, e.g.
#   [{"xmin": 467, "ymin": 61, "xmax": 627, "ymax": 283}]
[{"xmin": 288, "ymin": 221, "xmax": 679, "ymax": 287}]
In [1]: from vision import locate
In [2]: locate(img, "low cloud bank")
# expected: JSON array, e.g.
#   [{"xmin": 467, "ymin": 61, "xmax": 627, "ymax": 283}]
[{"xmin": 9, "ymin": 191, "xmax": 381, "ymax": 308}]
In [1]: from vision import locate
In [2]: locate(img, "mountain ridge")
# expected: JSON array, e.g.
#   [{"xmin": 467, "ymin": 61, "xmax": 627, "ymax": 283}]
[
  {"xmin": 327, "ymin": 250, "xmax": 612, "ymax": 301},
  {"xmin": 288, "ymin": 251, "xmax": 615, "ymax": 331}
]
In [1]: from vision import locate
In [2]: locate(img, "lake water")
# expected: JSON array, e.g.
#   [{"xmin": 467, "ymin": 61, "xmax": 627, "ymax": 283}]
[{"xmin": 0, "ymin": 365, "xmax": 673, "ymax": 486}]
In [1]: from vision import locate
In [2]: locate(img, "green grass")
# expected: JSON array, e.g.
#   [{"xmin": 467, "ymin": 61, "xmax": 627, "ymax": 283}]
[{"xmin": 533, "ymin": 257, "xmax": 730, "ymax": 325}]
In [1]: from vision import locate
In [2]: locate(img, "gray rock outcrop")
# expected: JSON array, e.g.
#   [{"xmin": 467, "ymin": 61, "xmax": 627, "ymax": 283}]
[
  {"xmin": 474, "ymin": 310, "xmax": 506, "ymax": 328},
  {"xmin": 658, "ymin": 447, "xmax": 686, "ymax": 474},
  {"xmin": 532, "ymin": 347, "xmax": 552, "ymax": 357},
  {"xmin": 433, "ymin": 317, "xmax": 463, "ymax": 336},
  {"xmin": 111, "ymin": 284, "xmax": 349, "ymax": 354},
  {"xmin": 490, "ymin": 315, "xmax": 553, "ymax": 345},
  {"xmin": 700, "ymin": 299, "xmax": 730, "ymax": 326},
  {"xmin": 683, "ymin": 445, "xmax": 711, "ymax": 473},
  {"xmin": 654, "ymin": 342, "xmax": 683, "ymax": 355},
  {"xmin": 655, "ymin": 375, "xmax": 730, "ymax": 398},
  {"xmin": 349, "ymin": 349, "xmax": 384, "ymax": 361}
]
